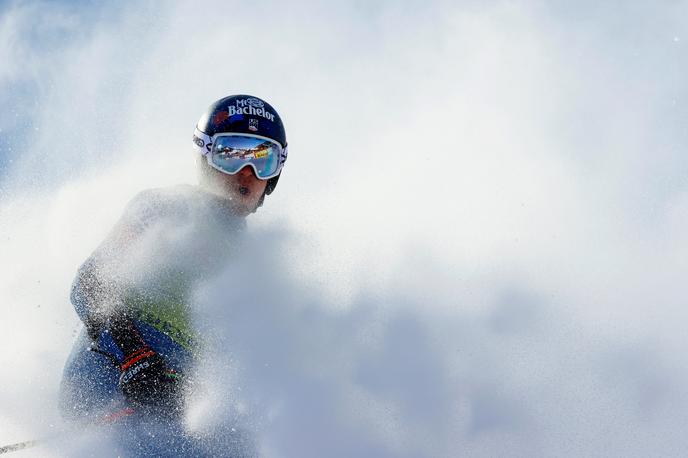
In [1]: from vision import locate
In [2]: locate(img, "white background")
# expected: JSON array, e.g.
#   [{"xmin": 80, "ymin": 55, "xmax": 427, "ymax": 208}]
[{"xmin": 1, "ymin": 1, "xmax": 687, "ymax": 456}]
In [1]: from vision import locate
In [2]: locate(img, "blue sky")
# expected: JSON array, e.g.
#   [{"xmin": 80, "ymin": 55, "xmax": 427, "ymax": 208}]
[{"xmin": 2, "ymin": 1, "xmax": 688, "ymax": 456}]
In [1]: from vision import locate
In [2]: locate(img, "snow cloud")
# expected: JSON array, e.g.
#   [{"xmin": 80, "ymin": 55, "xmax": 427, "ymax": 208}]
[{"xmin": 1, "ymin": 0, "xmax": 688, "ymax": 456}]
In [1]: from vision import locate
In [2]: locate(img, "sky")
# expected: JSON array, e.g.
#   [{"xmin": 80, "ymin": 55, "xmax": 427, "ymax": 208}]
[{"xmin": 1, "ymin": 0, "xmax": 688, "ymax": 456}]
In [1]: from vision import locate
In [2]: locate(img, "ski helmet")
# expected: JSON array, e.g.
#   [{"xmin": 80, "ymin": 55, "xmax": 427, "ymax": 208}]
[{"xmin": 193, "ymin": 94, "xmax": 287, "ymax": 195}]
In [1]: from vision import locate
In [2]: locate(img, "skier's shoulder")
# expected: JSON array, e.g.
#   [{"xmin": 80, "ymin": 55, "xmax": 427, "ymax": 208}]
[
  {"xmin": 127, "ymin": 184, "xmax": 203, "ymax": 212},
  {"xmin": 122, "ymin": 184, "xmax": 245, "ymax": 232},
  {"xmin": 129, "ymin": 183, "xmax": 199, "ymax": 204},
  {"xmin": 120, "ymin": 184, "xmax": 202, "ymax": 227}
]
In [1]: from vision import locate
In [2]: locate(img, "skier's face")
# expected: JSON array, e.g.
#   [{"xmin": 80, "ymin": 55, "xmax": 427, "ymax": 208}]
[{"xmin": 204, "ymin": 164, "xmax": 268, "ymax": 216}]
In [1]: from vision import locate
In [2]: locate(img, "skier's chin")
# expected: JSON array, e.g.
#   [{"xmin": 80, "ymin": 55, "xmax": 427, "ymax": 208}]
[{"xmin": 228, "ymin": 191, "xmax": 256, "ymax": 216}]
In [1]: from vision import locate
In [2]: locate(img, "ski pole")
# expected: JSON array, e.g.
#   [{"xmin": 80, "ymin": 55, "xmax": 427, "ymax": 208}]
[
  {"xmin": 0, "ymin": 440, "xmax": 38, "ymax": 455},
  {"xmin": 0, "ymin": 407, "xmax": 136, "ymax": 455}
]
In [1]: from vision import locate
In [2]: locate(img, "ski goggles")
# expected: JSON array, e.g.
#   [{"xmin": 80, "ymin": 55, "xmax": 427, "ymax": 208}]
[{"xmin": 194, "ymin": 130, "xmax": 286, "ymax": 179}]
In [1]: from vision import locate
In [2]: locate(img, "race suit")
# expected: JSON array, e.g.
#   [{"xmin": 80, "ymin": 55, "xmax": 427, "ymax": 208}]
[{"xmin": 59, "ymin": 184, "xmax": 245, "ymax": 421}]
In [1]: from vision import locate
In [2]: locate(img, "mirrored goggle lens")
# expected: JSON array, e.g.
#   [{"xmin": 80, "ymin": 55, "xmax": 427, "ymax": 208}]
[{"xmin": 209, "ymin": 135, "xmax": 281, "ymax": 179}]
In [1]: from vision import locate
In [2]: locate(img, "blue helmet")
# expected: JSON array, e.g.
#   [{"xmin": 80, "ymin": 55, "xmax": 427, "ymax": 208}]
[{"xmin": 193, "ymin": 94, "xmax": 287, "ymax": 195}]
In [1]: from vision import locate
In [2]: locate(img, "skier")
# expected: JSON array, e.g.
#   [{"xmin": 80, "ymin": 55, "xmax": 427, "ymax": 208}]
[{"xmin": 59, "ymin": 94, "xmax": 288, "ymax": 455}]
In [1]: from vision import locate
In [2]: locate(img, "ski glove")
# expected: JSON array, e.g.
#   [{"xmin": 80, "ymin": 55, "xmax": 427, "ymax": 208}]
[{"xmin": 118, "ymin": 347, "xmax": 182, "ymax": 410}]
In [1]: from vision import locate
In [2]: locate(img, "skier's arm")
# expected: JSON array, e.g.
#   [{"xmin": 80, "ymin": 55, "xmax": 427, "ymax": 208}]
[
  {"xmin": 70, "ymin": 190, "xmax": 156, "ymax": 340},
  {"xmin": 70, "ymin": 190, "xmax": 183, "ymax": 408},
  {"xmin": 72, "ymin": 257, "xmax": 182, "ymax": 408}
]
